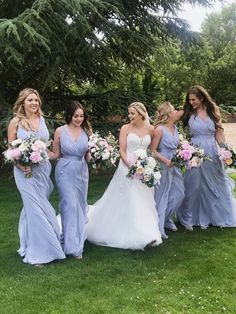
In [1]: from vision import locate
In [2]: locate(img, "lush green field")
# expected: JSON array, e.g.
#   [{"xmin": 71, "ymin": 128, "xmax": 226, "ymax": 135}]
[{"xmin": 0, "ymin": 171, "xmax": 236, "ymax": 314}]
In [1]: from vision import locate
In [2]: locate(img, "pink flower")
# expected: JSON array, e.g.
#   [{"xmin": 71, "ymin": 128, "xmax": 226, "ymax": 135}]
[
  {"xmin": 11, "ymin": 148, "xmax": 22, "ymax": 160},
  {"xmin": 179, "ymin": 149, "xmax": 193, "ymax": 161},
  {"xmin": 30, "ymin": 151, "xmax": 42, "ymax": 163},
  {"xmin": 31, "ymin": 140, "xmax": 46, "ymax": 152},
  {"xmin": 219, "ymin": 148, "xmax": 232, "ymax": 160}
]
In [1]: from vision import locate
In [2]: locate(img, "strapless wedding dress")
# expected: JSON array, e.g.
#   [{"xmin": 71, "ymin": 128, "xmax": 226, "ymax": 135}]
[{"xmin": 86, "ymin": 133, "xmax": 162, "ymax": 250}]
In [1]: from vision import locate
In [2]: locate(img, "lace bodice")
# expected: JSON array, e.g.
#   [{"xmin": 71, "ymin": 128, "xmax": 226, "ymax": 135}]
[{"xmin": 126, "ymin": 133, "xmax": 151, "ymax": 154}]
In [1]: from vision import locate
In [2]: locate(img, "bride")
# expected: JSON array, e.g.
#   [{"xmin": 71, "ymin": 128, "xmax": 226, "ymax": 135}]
[{"xmin": 86, "ymin": 102, "xmax": 162, "ymax": 250}]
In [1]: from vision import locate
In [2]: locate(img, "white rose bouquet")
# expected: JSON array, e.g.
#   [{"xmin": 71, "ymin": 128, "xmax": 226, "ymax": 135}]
[
  {"xmin": 88, "ymin": 131, "xmax": 120, "ymax": 169},
  {"xmin": 3, "ymin": 135, "xmax": 49, "ymax": 178},
  {"xmin": 127, "ymin": 149, "xmax": 161, "ymax": 187}
]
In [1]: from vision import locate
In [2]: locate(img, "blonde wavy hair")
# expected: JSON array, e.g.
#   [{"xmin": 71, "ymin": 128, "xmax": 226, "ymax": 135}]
[
  {"xmin": 128, "ymin": 102, "xmax": 147, "ymax": 121},
  {"xmin": 154, "ymin": 102, "xmax": 173, "ymax": 126},
  {"xmin": 13, "ymin": 88, "xmax": 43, "ymax": 130}
]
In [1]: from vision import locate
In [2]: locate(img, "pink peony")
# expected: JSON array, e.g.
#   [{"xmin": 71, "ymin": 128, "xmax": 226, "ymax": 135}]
[
  {"xmin": 179, "ymin": 149, "xmax": 193, "ymax": 161},
  {"xmin": 11, "ymin": 148, "xmax": 22, "ymax": 160},
  {"xmin": 30, "ymin": 151, "xmax": 42, "ymax": 163}
]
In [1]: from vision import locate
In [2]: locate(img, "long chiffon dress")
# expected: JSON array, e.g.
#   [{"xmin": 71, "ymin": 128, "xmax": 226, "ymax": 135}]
[
  {"xmin": 55, "ymin": 126, "xmax": 89, "ymax": 257},
  {"xmin": 154, "ymin": 125, "xmax": 185, "ymax": 237},
  {"xmin": 178, "ymin": 115, "xmax": 236, "ymax": 228},
  {"xmin": 15, "ymin": 117, "xmax": 65, "ymax": 264},
  {"xmin": 86, "ymin": 133, "xmax": 162, "ymax": 250}
]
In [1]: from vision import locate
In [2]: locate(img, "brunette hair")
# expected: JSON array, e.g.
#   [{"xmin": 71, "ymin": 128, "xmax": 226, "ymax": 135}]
[
  {"xmin": 65, "ymin": 101, "xmax": 92, "ymax": 135},
  {"xmin": 182, "ymin": 85, "xmax": 222, "ymax": 130}
]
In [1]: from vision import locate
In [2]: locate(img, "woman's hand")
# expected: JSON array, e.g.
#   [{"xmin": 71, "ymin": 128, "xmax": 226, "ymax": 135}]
[
  {"xmin": 16, "ymin": 163, "xmax": 32, "ymax": 175},
  {"xmin": 165, "ymin": 159, "xmax": 174, "ymax": 168}
]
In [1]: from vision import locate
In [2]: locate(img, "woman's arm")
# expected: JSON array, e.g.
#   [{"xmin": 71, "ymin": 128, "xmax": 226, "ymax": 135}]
[
  {"xmin": 7, "ymin": 118, "xmax": 31, "ymax": 174},
  {"xmin": 7, "ymin": 118, "xmax": 18, "ymax": 144},
  {"xmin": 49, "ymin": 127, "xmax": 61, "ymax": 160},
  {"xmin": 119, "ymin": 125, "xmax": 129, "ymax": 167},
  {"xmin": 215, "ymin": 128, "xmax": 226, "ymax": 146},
  {"xmin": 150, "ymin": 126, "xmax": 173, "ymax": 167}
]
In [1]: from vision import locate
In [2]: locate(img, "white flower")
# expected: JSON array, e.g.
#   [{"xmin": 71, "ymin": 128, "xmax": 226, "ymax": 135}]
[
  {"xmin": 3, "ymin": 149, "xmax": 14, "ymax": 161},
  {"xmin": 144, "ymin": 167, "xmax": 153, "ymax": 175},
  {"xmin": 189, "ymin": 156, "xmax": 199, "ymax": 168},
  {"xmin": 11, "ymin": 138, "xmax": 22, "ymax": 147},
  {"xmin": 233, "ymin": 147, "xmax": 236, "ymax": 154},
  {"xmin": 102, "ymin": 150, "xmax": 110, "ymax": 160},
  {"xmin": 135, "ymin": 149, "xmax": 147, "ymax": 159},
  {"xmin": 18, "ymin": 142, "xmax": 29, "ymax": 152},
  {"xmin": 146, "ymin": 156, "xmax": 156, "ymax": 169},
  {"xmin": 154, "ymin": 171, "xmax": 161, "ymax": 182}
]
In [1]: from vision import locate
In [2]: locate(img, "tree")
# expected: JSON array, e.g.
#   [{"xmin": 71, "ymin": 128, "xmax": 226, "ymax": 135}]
[{"xmin": 0, "ymin": 0, "xmax": 217, "ymax": 112}]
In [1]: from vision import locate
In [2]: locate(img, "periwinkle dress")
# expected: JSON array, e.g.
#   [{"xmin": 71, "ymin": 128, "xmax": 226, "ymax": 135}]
[
  {"xmin": 15, "ymin": 117, "xmax": 65, "ymax": 264},
  {"xmin": 55, "ymin": 126, "xmax": 89, "ymax": 257},
  {"xmin": 154, "ymin": 125, "xmax": 185, "ymax": 237},
  {"xmin": 178, "ymin": 115, "xmax": 236, "ymax": 228}
]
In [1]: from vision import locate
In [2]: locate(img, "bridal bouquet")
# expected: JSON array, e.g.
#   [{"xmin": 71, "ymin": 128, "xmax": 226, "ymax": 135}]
[
  {"xmin": 127, "ymin": 149, "xmax": 161, "ymax": 187},
  {"xmin": 218, "ymin": 144, "xmax": 236, "ymax": 168},
  {"xmin": 88, "ymin": 131, "xmax": 120, "ymax": 169},
  {"xmin": 171, "ymin": 138, "xmax": 211, "ymax": 173},
  {"xmin": 3, "ymin": 136, "xmax": 49, "ymax": 177}
]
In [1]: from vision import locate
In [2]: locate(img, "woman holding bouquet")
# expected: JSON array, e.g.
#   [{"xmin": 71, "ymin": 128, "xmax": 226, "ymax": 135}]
[
  {"xmin": 7, "ymin": 88, "xmax": 65, "ymax": 266},
  {"xmin": 86, "ymin": 102, "xmax": 162, "ymax": 250},
  {"xmin": 178, "ymin": 85, "xmax": 236, "ymax": 229},
  {"xmin": 150, "ymin": 102, "xmax": 185, "ymax": 239},
  {"xmin": 50, "ymin": 101, "xmax": 92, "ymax": 259}
]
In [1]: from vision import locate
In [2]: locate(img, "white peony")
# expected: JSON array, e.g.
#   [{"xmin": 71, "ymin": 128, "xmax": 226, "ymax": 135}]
[
  {"xmin": 3, "ymin": 149, "xmax": 14, "ymax": 161},
  {"xmin": 144, "ymin": 167, "xmax": 153, "ymax": 175},
  {"xmin": 102, "ymin": 149, "xmax": 110, "ymax": 160},
  {"xmin": 146, "ymin": 156, "xmax": 156, "ymax": 169},
  {"xmin": 11, "ymin": 138, "xmax": 22, "ymax": 147}
]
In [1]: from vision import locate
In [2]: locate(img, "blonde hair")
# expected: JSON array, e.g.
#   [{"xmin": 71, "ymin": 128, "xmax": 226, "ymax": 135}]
[
  {"xmin": 13, "ymin": 88, "xmax": 43, "ymax": 130},
  {"xmin": 128, "ymin": 102, "xmax": 147, "ymax": 121},
  {"xmin": 154, "ymin": 102, "xmax": 173, "ymax": 126}
]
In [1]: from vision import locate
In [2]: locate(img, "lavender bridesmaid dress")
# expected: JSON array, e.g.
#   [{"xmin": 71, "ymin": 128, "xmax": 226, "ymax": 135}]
[
  {"xmin": 15, "ymin": 117, "xmax": 65, "ymax": 264},
  {"xmin": 154, "ymin": 125, "xmax": 185, "ymax": 238},
  {"xmin": 55, "ymin": 126, "xmax": 89, "ymax": 257},
  {"xmin": 178, "ymin": 115, "xmax": 236, "ymax": 228}
]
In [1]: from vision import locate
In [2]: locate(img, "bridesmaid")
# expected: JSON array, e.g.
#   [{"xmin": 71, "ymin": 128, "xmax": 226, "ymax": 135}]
[
  {"xmin": 7, "ymin": 88, "xmax": 65, "ymax": 266},
  {"xmin": 150, "ymin": 102, "xmax": 184, "ymax": 239},
  {"xmin": 178, "ymin": 85, "xmax": 236, "ymax": 229},
  {"xmin": 50, "ymin": 101, "xmax": 92, "ymax": 259}
]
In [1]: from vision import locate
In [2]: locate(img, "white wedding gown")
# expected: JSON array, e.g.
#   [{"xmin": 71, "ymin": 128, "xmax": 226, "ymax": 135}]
[{"xmin": 86, "ymin": 133, "xmax": 162, "ymax": 250}]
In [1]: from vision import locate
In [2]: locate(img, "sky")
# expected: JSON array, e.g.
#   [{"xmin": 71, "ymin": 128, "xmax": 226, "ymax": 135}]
[{"xmin": 178, "ymin": 0, "xmax": 235, "ymax": 31}]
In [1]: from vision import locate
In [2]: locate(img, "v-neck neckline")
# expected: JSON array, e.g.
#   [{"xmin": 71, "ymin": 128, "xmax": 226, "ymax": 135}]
[{"xmin": 64, "ymin": 126, "xmax": 83, "ymax": 142}]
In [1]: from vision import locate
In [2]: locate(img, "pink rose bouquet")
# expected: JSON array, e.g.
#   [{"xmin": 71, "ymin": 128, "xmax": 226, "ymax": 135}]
[
  {"xmin": 88, "ymin": 131, "xmax": 120, "ymax": 169},
  {"xmin": 3, "ymin": 136, "xmax": 49, "ymax": 177},
  {"xmin": 218, "ymin": 144, "xmax": 236, "ymax": 168},
  {"xmin": 171, "ymin": 139, "xmax": 211, "ymax": 173},
  {"xmin": 127, "ymin": 149, "xmax": 161, "ymax": 187}
]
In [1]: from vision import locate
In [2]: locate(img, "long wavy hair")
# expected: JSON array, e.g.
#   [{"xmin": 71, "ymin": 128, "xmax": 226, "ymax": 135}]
[
  {"xmin": 65, "ymin": 101, "xmax": 92, "ymax": 136},
  {"xmin": 182, "ymin": 85, "xmax": 222, "ymax": 130},
  {"xmin": 153, "ymin": 102, "xmax": 173, "ymax": 126},
  {"xmin": 128, "ymin": 102, "xmax": 147, "ymax": 121},
  {"xmin": 13, "ymin": 88, "xmax": 43, "ymax": 130}
]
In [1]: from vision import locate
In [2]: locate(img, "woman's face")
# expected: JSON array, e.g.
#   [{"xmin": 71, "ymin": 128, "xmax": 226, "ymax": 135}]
[
  {"xmin": 71, "ymin": 108, "xmax": 84, "ymax": 127},
  {"xmin": 128, "ymin": 107, "xmax": 142, "ymax": 124},
  {"xmin": 23, "ymin": 93, "xmax": 40, "ymax": 115},
  {"xmin": 188, "ymin": 93, "xmax": 203, "ymax": 109}
]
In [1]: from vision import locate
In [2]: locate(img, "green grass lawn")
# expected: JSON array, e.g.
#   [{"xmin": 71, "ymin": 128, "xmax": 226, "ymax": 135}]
[{"xmin": 0, "ymin": 170, "xmax": 236, "ymax": 314}]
